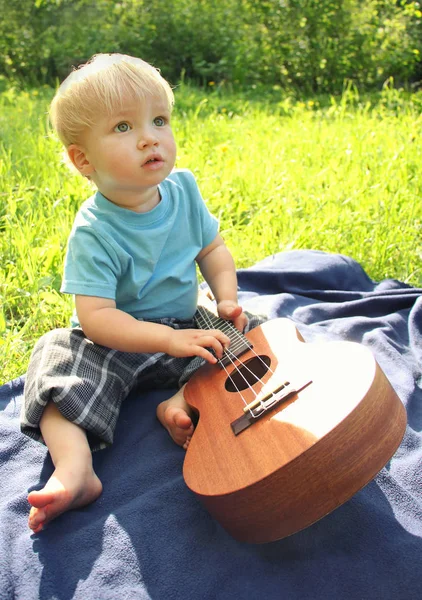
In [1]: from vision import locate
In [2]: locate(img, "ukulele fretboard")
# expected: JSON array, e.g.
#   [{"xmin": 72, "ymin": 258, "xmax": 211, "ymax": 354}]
[{"xmin": 194, "ymin": 307, "xmax": 253, "ymax": 367}]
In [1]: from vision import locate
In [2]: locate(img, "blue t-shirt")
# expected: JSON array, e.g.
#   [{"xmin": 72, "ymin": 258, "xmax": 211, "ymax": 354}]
[{"xmin": 61, "ymin": 169, "xmax": 219, "ymax": 325}]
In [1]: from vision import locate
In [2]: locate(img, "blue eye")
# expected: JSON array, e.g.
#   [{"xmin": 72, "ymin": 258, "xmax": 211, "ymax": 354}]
[
  {"xmin": 114, "ymin": 122, "xmax": 130, "ymax": 133},
  {"xmin": 154, "ymin": 117, "xmax": 166, "ymax": 127}
]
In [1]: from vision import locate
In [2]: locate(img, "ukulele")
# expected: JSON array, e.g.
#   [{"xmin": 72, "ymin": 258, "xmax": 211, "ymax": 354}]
[{"xmin": 183, "ymin": 305, "xmax": 407, "ymax": 543}]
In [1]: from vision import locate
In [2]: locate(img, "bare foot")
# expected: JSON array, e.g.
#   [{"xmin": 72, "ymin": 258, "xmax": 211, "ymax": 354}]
[
  {"xmin": 27, "ymin": 460, "xmax": 102, "ymax": 533},
  {"xmin": 156, "ymin": 386, "xmax": 195, "ymax": 449}
]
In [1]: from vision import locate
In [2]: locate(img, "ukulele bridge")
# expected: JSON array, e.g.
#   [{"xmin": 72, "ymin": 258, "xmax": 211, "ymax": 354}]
[
  {"xmin": 243, "ymin": 381, "xmax": 291, "ymax": 414},
  {"xmin": 231, "ymin": 379, "xmax": 312, "ymax": 436}
]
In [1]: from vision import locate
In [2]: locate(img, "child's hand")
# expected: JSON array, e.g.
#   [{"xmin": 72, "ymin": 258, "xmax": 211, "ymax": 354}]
[
  {"xmin": 166, "ymin": 328, "xmax": 230, "ymax": 364},
  {"xmin": 217, "ymin": 300, "xmax": 248, "ymax": 332}
]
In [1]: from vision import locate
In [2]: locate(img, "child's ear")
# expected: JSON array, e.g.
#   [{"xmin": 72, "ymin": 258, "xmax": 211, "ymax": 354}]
[{"xmin": 67, "ymin": 145, "xmax": 95, "ymax": 176}]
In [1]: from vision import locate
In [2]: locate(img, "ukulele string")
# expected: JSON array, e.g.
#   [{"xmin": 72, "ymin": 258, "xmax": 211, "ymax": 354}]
[
  {"xmin": 197, "ymin": 306, "xmax": 278, "ymax": 414},
  {"xmin": 197, "ymin": 307, "xmax": 252, "ymax": 406},
  {"xmin": 197, "ymin": 305, "xmax": 276, "ymax": 382},
  {"xmin": 197, "ymin": 305, "xmax": 272, "ymax": 385}
]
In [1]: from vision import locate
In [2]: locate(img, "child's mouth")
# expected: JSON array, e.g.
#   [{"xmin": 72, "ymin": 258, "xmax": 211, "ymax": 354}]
[{"xmin": 143, "ymin": 156, "xmax": 164, "ymax": 169}]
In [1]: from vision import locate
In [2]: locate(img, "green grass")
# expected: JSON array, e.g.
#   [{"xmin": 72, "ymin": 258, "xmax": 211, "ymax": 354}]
[{"xmin": 1, "ymin": 82, "xmax": 421, "ymax": 384}]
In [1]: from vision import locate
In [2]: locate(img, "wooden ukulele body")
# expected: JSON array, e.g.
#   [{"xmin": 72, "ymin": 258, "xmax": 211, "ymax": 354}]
[{"xmin": 183, "ymin": 318, "xmax": 406, "ymax": 543}]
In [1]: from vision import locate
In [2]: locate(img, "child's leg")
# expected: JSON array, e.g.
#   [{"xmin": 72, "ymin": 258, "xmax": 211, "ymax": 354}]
[
  {"xmin": 156, "ymin": 384, "xmax": 194, "ymax": 450},
  {"xmin": 28, "ymin": 401, "xmax": 102, "ymax": 533}
]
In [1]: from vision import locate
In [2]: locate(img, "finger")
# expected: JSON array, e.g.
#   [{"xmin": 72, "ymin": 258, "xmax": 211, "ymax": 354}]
[
  {"xmin": 229, "ymin": 305, "xmax": 243, "ymax": 319},
  {"xmin": 197, "ymin": 333, "xmax": 227, "ymax": 359},
  {"xmin": 197, "ymin": 329, "xmax": 230, "ymax": 346},
  {"xmin": 191, "ymin": 345, "xmax": 218, "ymax": 364},
  {"xmin": 204, "ymin": 330, "xmax": 231, "ymax": 351},
  {"xmin": 233, "ymin": 314, "xmax": 248, "ymax": 332},
  {"xmin": 218, "ymin": 303, "xmax": 242, "ymax": 320}
]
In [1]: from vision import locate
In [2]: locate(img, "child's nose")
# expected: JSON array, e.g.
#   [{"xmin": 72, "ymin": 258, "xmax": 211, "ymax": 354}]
[{"xmin": 137, "ymin": 128, "xmax": 158, "ymax": 148}]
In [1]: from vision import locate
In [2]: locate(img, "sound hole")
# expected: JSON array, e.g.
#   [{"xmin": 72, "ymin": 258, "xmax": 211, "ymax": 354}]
[{"xmin": 225, "ymin": 355, "xmax": 271, "ymax": 392}]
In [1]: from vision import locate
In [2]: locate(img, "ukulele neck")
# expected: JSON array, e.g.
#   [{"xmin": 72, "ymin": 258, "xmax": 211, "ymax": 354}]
[{"xmin": 194, "ymin": 306, "xmax": 253, "ymax": 367}]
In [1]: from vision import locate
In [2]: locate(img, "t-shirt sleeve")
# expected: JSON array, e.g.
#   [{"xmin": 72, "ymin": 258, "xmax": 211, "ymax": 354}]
[
  {"xmin": 181, "ymin": 170, "xmax": 219, "ymax": 248},
  {"xmin": 61, "ymin": 226, "xmax": 121, "ymax": 299},
  {"xmin": 198, "ymin": 191, "xmax": 219, "ymax": 248}
]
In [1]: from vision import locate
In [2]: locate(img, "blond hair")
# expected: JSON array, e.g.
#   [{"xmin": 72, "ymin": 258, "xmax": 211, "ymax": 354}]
[{"xmin": 50, "ymin": 54, "xmax": 174, "ymax": 147}]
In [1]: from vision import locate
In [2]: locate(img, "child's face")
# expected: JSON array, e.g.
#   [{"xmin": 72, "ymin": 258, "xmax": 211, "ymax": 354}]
[{"xmin": 74, "ymin": 93, "xmax": 177, "ymax": 210}]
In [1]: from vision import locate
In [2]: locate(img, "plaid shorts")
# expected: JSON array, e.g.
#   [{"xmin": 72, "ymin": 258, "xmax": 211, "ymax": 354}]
[{"xmin": 21, "ymin": 312, "xmax": 265, "ymax": 450}]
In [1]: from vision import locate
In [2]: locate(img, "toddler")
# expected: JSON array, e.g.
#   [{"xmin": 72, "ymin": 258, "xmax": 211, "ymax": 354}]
[{"xmin": 21, "ymin": 54, "xmax": 262, "ymax": 533}]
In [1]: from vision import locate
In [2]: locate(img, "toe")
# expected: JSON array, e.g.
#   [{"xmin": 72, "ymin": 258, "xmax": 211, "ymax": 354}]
[
  {"xmin": 166, "ymin": 406, "xmax": 192, "ymax": 431},
  {"xmin": 29, "ymin": 507, "xmax": 46, "ymax": 532},
  {"xmin": 174, "ymin": 411, "xmax": 192, "ymax": 430},
  {"xmin": 28, "ymin": 489, "xmax": 55, "ymax": 509}
]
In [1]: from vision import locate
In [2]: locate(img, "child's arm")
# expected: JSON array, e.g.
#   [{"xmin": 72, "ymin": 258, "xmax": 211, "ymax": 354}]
[
  {"xmin": 75, "ymin": 296, "xmax": 229, "ymax": 364},
  {"xmin": 196, "ymin": 234, "xmax": 248, "ymax": 332}
]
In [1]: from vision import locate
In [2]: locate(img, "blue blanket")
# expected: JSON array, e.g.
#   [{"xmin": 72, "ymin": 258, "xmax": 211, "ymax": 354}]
[{"xmin": 1, "ymin": 250, "xmax": 421, "ymax": 600}]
